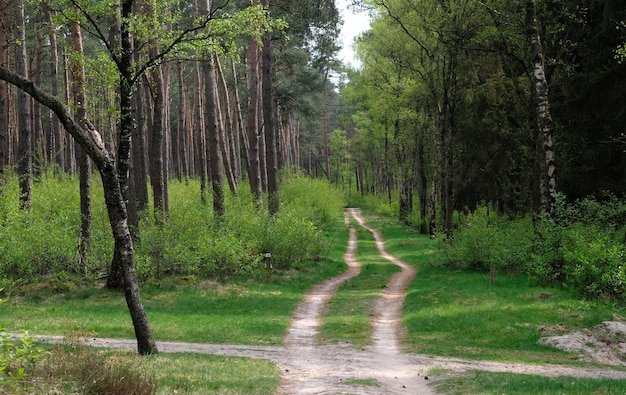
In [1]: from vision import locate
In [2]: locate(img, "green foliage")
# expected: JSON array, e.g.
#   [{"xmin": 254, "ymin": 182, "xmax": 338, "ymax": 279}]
[
  {"xmin": 0, "ymin": 172, "xmax": 343, "ymax": 284},
  {"xmin": 527, "ymin": 194, "xmax": 626, "ymax": 301},
  {"xmin": 0, "ymin": 173, "xmax": 111, "ymax": 280},
  {"xmin": 446, "ymin": 195, "xmax": 626, "ymax": 302},
  {"xmin": 0, "ymin": 330, "xmax": 47, "ymax": 393},
  {"xmin": 562, "ymin": 225, "xmax": 626, "ymax": 301},
  {"xmin": 134, "ymin": 174, "xmax": 342, "ymax": 280},
  {"xmin": 440, "ymin": 205, "xmax": 533, "ymax": 274},
  {"xmin": 279, "ymin": 170, "xmax": 345, "ymax": 228}
]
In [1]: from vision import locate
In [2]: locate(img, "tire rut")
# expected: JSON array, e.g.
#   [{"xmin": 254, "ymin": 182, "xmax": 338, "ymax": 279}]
[
  {"xmin": 28, "ymin": 209, "xmax": 626, "ymax": 394},
  {"xmin": 275, "ymin": 208, "xmax": 432, "ymax": 394}
]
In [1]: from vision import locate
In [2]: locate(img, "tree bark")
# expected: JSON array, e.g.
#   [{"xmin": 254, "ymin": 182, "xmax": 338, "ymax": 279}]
[
  {"xmin": 214, "ymin": 53, "xmax": 238, "ymax": 194},
  {"xmin": 200, "ymin": 0, "xmax": 225, "ymax": 219},
  {"xmin": 70, "ymin": 14, "xmax": 92, "ymax": 270},
  {"xmin": 526, "ymin": 0, "xmax": 557, "ymax": 217},
  {"xmin": 261, "ymin": 0, "xmax": 280, "ymax": 215},
  {"xmin": 43, "ymin": 0, "xmax": 63, "ymax": 173},
  {"xmin": 0, "ymin": 0, "xmax": 9, "ymax": 172},
  {"xmin": 33, "ymin": 28, "xmax": 45, "ymax": 176},
  {"xmin": 203, "ymin": 54, "xmax": 225, "ymax": 219},
  {"xmin": 246, "ymin": 37, "xmax": 263, "ymax": 207},
  {"xmin": 108, "ymin": 0, "xmax": 137, "ymax": 290},
  {"xmin": 13, "ymin": 0, "xmax": 32, "ymax": 211},
  {"xmin": 0, "ymin": 65, "xmax": 158, "ymax": 355},
  {"xmin": 230, "ymin": 58, "xmax": 245, "ymax": 182},
  {"xmin": 176, "ymin": 61, "xmax": 189, "ymax": 181},
  {"xmin": 147, "ymin": 60, "xmax": 166, "ymax": 224}
]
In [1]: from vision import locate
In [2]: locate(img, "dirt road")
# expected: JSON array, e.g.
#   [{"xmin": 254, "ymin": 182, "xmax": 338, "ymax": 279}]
[{"xmin": 34, "ymin": 208, "xmax": 626, "ymax": 394}]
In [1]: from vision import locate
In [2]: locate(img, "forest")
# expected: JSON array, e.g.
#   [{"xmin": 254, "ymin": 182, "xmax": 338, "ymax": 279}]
[{"xmin": 1, "ymin": 0, "xmax": 626, "ymax": 384}]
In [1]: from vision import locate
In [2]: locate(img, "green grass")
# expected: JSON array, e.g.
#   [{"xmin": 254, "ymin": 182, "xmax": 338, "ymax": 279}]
[
  {"xmin": 24, "ymin": 345, "xmax": 280, "ymax": 395},
  {"xmin": 2, "ymin": 254, "xmax": 348, "ymax": 345},
  {"xmin": 361, "ymin": 212, "xmax": 624, "ymax": 365},
  {"xmin": 1, "ymin": 214, "xmax": 349, "ymax": 344},
  {"xmin": 4, "ymin": 208, "xmax": 626, "ymax": 393},
  {"xmin": 432, "ymin": 371, "xmax": 626, "ymax": 394},
  {"xmin": 321, "ymin": 222, "xmax": 400, "ymax": 347}
]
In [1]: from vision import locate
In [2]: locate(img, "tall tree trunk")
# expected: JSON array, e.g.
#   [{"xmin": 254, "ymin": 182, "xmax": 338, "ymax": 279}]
[
  {"xmin": 261, "ymin": 0, "xmax": 280, "ymax": 215},
  {"xmin": 440, "ymin": 54, "xmax": 457, "ymax": 238},
  {"xmin": 43, "ymin": 0, "xmax": 62, "ymax": 173},
  {"xmin": 194, "ymin": 60, "xmax": 208, "ymax": 204},
  {"xmin": 526, "ymin": 0, "xmax": 557, "ymax": 217},
  {"xmin": 148, "ymin": 60, "xmax": 166, "ymax": 224},
  {"xmin": 0, "ymin": 0, "xmax": 9, "ymax": 173},
  {"xmin": 111, "ymin": 0, "xmax": 158, "ymax": 354},
  {"xmin": 321, "ymin": 71, "xmax": 330, "ymax": 182},
  {"xmin": 192, "ymin": 0, "xmax": 207, "ymax": 203},
  {"xmin": 13, "ymin": 0, "xmax": 32, "ymax": 210},
  {"xmin": 203, "ymin": 53, "xmax": 225, "ymax": 219},
  {"xmin": 70, "ymin": 14, "xmax": 92, "ymax": 270},
  {"xmin": 33, "ymin": 28, "xmax": 45, "ymax": 176},
  {"xmin": 417, "ymin": 133, "xmax": 428, "ymax": 234},
  {"xmin": 214, "ymin": 54, "xmax": 238, "ymax": 194},
  {"xmin": 176, "ymin": 61, "xmax": 189, "ymax": 181},
  {"xmin": 200, "ymin": 1, "xmax": 225, "ymax": 219},
  {"xmin": 62, "ymin": 47, "xmax": 76, "ymax": 174},
  {"xmin": 108, "ymin": 0, "xmax": 138, "ymax": 290},
  {"xmin": 129, "ymin": 76, "xmax": 149, "ymax": 239},
  {"xmin": 0, "ymin": 64, "xmax": 158, "ymax": 355},
  {"xmin": 230, "ymin": 58, "xmax": 245, "ymax": 182},
  {"xmin": 246, "ymin": 37, "xmax": 262, "ymax": 207},
  {"xmin": 394, "ymin": 119, "xmax": 412, "ymax": 225}
]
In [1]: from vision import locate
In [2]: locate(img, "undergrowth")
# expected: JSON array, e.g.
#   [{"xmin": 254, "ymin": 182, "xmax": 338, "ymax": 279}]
[
  {"xmin": 439, "ymin": 194, "xmax": 626, "ymax": 302},
  {"xmin": 0, "ymin": 171, "xmax": 344, "ymax": 284}
]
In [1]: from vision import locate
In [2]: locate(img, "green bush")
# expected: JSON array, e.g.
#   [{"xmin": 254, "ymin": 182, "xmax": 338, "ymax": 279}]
[
  {"xmin": 0, "ymin": 173, "xmax": 111, "ymax": 279},
  {"xmin": 525, "ymin": 194, "xmax": 626, "ymax": 301},
  {"xmin": 440, "ymin": 205, "xmax": 532, "ymax": 274},
  {"xmin": 280, "ymin": 170, "xmax": 345, "ymax": 228},
  {"xmin": 0, "ymin": 172, "xmax": 342, "ymax": 283},
  {"xmin": 562, "ymin": 225, "xmax": 626, "ymax": 301},
  {"xmin": 0, "ymin": 330, "xmax": 47, "ymax": 393}
]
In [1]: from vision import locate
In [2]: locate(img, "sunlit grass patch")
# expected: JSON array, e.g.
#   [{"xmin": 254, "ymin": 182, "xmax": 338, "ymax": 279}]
[{"xmin": 432, "ymin": 370, "xmax": 626, "ymax": 395}]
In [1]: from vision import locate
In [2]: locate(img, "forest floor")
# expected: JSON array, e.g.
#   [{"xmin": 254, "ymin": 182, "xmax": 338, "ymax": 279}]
[{"xmin": 34, "ymin": 208, "xmax": 626, "ymax": 394}]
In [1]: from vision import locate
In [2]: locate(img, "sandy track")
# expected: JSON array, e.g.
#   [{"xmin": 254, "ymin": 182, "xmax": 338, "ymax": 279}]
[{"xmin": 31, "ymin": 208, "xmax": 626, "ymax": 394}]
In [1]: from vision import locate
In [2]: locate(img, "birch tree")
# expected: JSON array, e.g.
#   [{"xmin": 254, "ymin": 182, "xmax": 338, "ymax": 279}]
[{"xmin": 526, "ymin": 0, "xmax": 557, "ymax": 217}]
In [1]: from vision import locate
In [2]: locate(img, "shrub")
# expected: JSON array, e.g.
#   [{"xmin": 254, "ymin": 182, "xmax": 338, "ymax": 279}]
[
  {"xmin": 440, "ymin": 205, "xmax": 532, "ymax": 275},
  {"xmin": 0, "ymin": 330, "xmax": 47, "ymax": 393},
  {"xmin": 525, "ymin": 194, "xmax": 626, "ymax": 300},
  {"xmin": 1, "ymin": 173, "xmax": 342, "ymax": 283},
  {"xmin": 280, "ymin": 170, "xmax": 345, "ymax": 228},
  {"xmin": 562, "ymin": 225, "xmax": 626, "ymax": 301}
]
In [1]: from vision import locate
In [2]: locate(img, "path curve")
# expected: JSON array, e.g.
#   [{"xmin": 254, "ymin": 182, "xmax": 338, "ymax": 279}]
[
  {"xmin": 29, "ymin": 209, "xmax": 626, "ymax": 394},
  {"xmin": 275, "ymin": 208, "xmax": 431, "ymax": 394},
  {"xmin": 283, "ymin": 210, "xmax": 361, "ymax": 347}
]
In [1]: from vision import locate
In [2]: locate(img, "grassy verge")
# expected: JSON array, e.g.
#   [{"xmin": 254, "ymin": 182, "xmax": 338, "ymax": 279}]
[
  {"xmin": 431, "ymin": 370, "xmax": 626, "ymax": 394},
  {"xmin": 23, "ymin": 345, "xmax": 280, "ymax": 395},
  {"xmin": 362, "ymin": 212, "xmax": 625, "ymax": 366},
  {"xmin": 1, "ymin": 240, "xmax": 348, "ymax": 345},
  {"xmin": 321, "ymin": 223, "xmax": 400, "ymax": 347}
]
